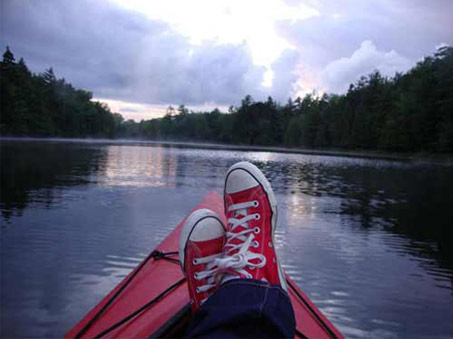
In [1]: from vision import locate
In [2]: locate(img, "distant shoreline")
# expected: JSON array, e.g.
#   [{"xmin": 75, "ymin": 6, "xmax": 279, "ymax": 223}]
[{"xmin": 2, "ymin": 136, "xmax": 452, "ymax": 164}]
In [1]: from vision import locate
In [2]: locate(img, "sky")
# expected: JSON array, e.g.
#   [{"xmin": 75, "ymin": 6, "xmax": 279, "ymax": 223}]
[{"xmin": 1, "ymin": 0, "xmax": 452, "ymax": 121}]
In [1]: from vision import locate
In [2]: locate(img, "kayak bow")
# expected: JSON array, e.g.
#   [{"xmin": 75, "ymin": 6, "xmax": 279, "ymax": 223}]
[{"xmin": 66, "ymin": 191, "xmax": 344, "ymax": 339}]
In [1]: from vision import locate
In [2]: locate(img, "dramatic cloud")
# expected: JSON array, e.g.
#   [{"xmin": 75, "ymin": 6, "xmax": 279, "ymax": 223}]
[
  {"xmin": 0, "ymin": 0, "xmax": 276, "ymax": 107},
  {"xmin": 279, "ymin": 0, "xmax": 453, "ymax": 61},
  {"xmin": 1, "ymin": 0, "xmax": 452, "ymax": 119},
  {"xmin": 321, "ymin": 40, "xmax": 412, "ymax": 93},
  {"xmin": 270, "ymin": 49, "xmax": 300, "ymax": 100},
  {"xmin": 277, "ymin": 0, "xmax": 453, "ymax": 94}
]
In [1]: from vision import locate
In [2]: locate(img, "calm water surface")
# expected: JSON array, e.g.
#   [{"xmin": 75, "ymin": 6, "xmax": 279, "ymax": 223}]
[{"xmin": 1, "ymin": 140, "xmax": 452, "ymax": 338}]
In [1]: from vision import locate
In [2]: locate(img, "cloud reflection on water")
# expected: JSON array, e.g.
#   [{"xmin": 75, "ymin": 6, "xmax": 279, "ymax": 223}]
[
  {"xmin": 101, "ymin": 145, "xmax": 178, "ymax": 187},
  {"xmin": 1, "ymin": 140, "xmax": 452, "ymax": 338}
]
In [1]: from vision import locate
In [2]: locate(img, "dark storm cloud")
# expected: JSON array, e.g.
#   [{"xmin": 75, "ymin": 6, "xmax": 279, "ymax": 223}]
[{"xmin": 0, "ymin": 0, "xmax": 270, "ymax": 105}]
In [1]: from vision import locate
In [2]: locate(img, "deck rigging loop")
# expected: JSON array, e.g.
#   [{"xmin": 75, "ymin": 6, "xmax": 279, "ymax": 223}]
[
  {"xmin": 75, "ymin": 249, "xmax": 183, "ymax": 339},
  {"xmin": 75, "ymin": 250, "xmax": 327, "ymax": 339},
  {"xmin": 150, "ymin": 250, "xmax": 180, "ymax": 264}
]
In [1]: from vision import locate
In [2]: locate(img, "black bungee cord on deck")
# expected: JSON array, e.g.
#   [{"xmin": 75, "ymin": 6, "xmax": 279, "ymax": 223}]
[
  {"xmin": 76, "ymin": 250, "xmax": 319, "ymax": 339},
  {"xmin": 150, "ymin": 250, "xmax": 179, "ymax": 264},
  {"xmin": 94, "ymin": 277, "xmax": 186, "ymax": 338},
  {"xmin": 75, "ymin": 250, "xmax": 182, "ymax": 339}
]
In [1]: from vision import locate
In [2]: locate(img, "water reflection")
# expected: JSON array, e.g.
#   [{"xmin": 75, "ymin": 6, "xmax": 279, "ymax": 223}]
[
  {"xmin": 101, "ymin": 145, "xmax": 178, "ymax": 187},
  {"xmin": 1, "ymin": 140, "xmax": 453, "ymax": 338},
  {"xmin": 1, "ymin": 141, "xmax": 108, "ymax": 222},
  {"xmin": 252, "ymin": 156, "xmax": 453, "ymax": 275}
]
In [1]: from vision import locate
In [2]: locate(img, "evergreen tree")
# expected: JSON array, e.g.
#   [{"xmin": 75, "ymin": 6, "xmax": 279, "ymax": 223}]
[
  {"xmin": 2, "ymin": 46, "xmax": 15, "ymax": 64},
  {"xmin": 0, "ymin": 47, "xmax": 115, "ymax": 138},
  {"xmin": 42, "ymin": 67, "xmax": 56, "ymax": 85},
  {"xmin": 1, "ymin": 46, "xmax": 452, "ymax": 153}
]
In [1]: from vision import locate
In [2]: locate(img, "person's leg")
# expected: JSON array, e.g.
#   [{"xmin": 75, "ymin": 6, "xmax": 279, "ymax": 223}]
[
  {"xmin": 186, "ymin": 279, "xmax": 295, "ymax": 338},
  {"xmin": 180, "ymin": 161, "xmax": 295, "ymax": 338}
]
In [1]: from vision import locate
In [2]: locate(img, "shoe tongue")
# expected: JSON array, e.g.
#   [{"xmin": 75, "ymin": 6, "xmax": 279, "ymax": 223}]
[{"xmin": 197, "ymin": 237, "xmax": 224, "ymax": 257}]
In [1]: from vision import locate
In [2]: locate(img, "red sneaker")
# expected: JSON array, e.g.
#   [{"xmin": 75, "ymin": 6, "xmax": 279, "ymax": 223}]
[
  {"xmin": 218, "ymin": 161, "xmax": 287, "ymax": 290},
  {"xmin": 179, "ymin": 208, "xmax": 226, "ymax": 312}
]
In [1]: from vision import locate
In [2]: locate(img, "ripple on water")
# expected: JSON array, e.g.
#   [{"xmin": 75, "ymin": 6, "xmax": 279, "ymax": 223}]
[{"xmin": 1, "ymin": 141, "xmax": 453, "ymax": 339}]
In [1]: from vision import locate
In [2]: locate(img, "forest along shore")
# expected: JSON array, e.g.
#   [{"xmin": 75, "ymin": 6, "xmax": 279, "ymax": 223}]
[{"xmin": 1, "ymin": 46, "xmax": 452, "ymax": 155}]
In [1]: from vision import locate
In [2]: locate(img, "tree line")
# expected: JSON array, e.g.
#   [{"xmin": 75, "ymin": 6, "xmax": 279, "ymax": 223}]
[
  {"xmin": 1, "ymin": 47, "xmax": 116, "ymax": 138},
  {"xmin": 1, "ymin": 46, "xmax": 452, "ymax": 152}
]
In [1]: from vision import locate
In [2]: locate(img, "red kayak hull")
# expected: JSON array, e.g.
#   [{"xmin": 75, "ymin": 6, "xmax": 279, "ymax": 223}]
[{"xmin": 66, "ymin": 191, "xmax": 344, "ymax": 339}]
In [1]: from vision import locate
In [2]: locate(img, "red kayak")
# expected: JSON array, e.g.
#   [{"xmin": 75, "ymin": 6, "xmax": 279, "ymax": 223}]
[{"xmin": 66, "ymin": 191, "xmax": 344, "ymax": 338}]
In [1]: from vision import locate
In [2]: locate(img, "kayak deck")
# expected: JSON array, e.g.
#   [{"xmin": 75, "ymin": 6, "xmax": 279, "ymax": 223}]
[{"xmin": 66, "ymin": 191, "xmax": 344, "ymax": 339}]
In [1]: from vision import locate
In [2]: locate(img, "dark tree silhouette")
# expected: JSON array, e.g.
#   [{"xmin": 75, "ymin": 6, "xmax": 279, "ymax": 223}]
[
  {"xmin": 0, "ymin": 47, "xmax": 115, "ymax": 137},
  {"xmin": 1, "ymin": 46, "xmax": 452, "ymax": 153}
]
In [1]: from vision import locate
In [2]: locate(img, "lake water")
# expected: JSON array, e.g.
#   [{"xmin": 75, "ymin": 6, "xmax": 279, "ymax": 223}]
[{"xmin": 1, "ymin": 139, "xmax": 452, "ymax": 338}]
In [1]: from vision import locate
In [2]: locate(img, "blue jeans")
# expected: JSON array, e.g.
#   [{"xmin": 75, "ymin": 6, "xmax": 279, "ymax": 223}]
[{"xmin": 186, "ymin": 279, "xmax": 296, "ymax": 338}]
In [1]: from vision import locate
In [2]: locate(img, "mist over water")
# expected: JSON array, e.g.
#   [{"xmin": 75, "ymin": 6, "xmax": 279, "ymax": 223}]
[{"xmin": 1, "ymin": 139, "xmax": 452, "ymax": 338}]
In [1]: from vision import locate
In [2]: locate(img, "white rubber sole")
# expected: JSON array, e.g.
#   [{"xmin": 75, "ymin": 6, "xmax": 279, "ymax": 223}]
[
  {"xmin": 224, "ymin": 161, "xmax": 287, "ymax": 291},
  {"xmin": 179, "ymin": 208, "xmax": 225, "ymax": 273}
]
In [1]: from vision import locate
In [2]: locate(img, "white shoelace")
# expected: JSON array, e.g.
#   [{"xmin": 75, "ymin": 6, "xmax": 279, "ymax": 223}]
[
  {"xmin": 215, "ymin": 200, "xmax": 266, "ymax": 278},
  {"xmin": 192, "ymin": 253, "xmax": 222, "ymax": 303}
]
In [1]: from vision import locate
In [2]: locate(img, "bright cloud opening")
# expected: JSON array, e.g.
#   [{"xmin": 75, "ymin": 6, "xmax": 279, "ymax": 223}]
[
  {"xmin": 4, "ymin": 0, "xmax": 450, "ymax": 118},
  {"xmin": 110, "ymin": 0, "xmax": 319, "ymax": 70},
  {"xmin": 321, "ymin": 40, "xmax": 412, "ymax": 93}
]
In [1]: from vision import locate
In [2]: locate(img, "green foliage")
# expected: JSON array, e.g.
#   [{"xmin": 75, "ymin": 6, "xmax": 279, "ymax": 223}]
[
  {"xmin": 2, "ymin": 46, "xmax": 15, "ymax": 64},
  {"xmin": 117, "ymin": 45, "xmax": 453, "ymax": 153},
  {"xmin": 2, "ymin": 46, "xmax": 452, "ymax": 153},
  {"xmin": 1, "ymin": 48, "xmax": 115, "ymax": 137}
]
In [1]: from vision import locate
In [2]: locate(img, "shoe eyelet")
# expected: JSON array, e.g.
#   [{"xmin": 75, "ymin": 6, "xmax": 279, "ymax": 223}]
[
  {"xmin": 268, "ymin": 241, "xmax": 273, "ymax": 247},
  {"xmin": 254, "ymin": 227, "xmax": 260, "ymax": 234},
  {"xmin": 249, "ymin": 265, "xmax": 256, "ymax": 270},
  {"xmin": 195, "ymin": 287, "xmax": 200, "ymax": 293},
  {"xmin": 254, "ymin": 213, "xmax": 261, "ymax": 220},
  {"xmin": 253, "ymin": 241, "xmax": 259, "ymax": 248},
  {"xmin": 193, "ymin": 259, "xmax": 198, "ymax": 265},
  {"xmin": 194, "ymin": 272, "xmax": 199, "ymax": 280},
  {"xmin": 253, "ymin": 200, "xmax": 259, "ymax": 207}
]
